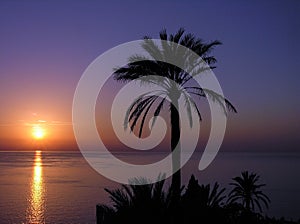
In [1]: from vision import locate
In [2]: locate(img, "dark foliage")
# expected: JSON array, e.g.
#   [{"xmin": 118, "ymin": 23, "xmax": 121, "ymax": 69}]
[
  {"xmin": 228, "ymin": 171, "xmax": 271, "ymax": 213},
  {"xmin": 96, "ymin": 172, "xmax": 298, "ymax": 224}
]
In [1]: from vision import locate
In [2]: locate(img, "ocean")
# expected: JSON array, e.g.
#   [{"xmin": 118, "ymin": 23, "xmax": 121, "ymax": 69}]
[{"xmin": 0, "ymin": 151, "xmax": 299, "ymax": 224}]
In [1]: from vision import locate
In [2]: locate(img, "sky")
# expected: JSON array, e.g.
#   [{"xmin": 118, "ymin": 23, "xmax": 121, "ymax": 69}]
[{"xmin": 0, "ymin": 0, "xmax": 299, "ymax": 151}]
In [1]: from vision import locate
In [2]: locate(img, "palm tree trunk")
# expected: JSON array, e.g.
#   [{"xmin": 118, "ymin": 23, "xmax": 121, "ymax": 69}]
[
  {"xmin": 170, "ymin": 99, "xmax": 181, "ymax": 200},
  {"xmin": 246, "ymin": 199, "xmax": 250, "ymax": 211}
]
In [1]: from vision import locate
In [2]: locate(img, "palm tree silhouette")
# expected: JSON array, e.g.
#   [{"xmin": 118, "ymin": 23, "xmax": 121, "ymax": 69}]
[
  {"xmin": 228, "ymin": 171, "xmax": 270, "ymax": 213},
  {"xmin": 97, "ymin": 177, "xmax": 172, "ymax": 224},
  {"xmin": 181, "ymin": 175, "xmax": 226, "ymax": 223},
  {"xmin": 183, "ymin": 175, "xmax": 226, "ymax": 208},
  {"xmin": 114, "ymin": 28, "xmax": 236, "ymax": 198},
  {"xmin": 97, "ymin": 175, "xmax": 227, "ymax": 224}
]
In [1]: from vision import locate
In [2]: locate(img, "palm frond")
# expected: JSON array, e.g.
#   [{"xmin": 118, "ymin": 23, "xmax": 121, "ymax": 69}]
[
  {"xmin": 105, "ymin": 188, "xmax": 131, "ymax": 209},
  {"xmin": 201, "ymin": 88, "xmax": 237, "ymax": 113},
  {"xmin": 138, "ymin": 96, "xmax": 158, "ymax": 137},
  {"xmin": 182, "ymin": 92, "xmax": 193, "ymax": 128},
  {"xmin": 151, "ymin": 97, "xmax": 166, "ymax": 129},
  {"xmin": 172, "ymin": 27, "xmax": 185, "ymax": 43},
  {"xmin": 142, "ymin": 38, "xmax": 164, "ymax": 61},
  {"xmin": 182, "ymin": 89, "xmax": 203, "ymax": 122},
  {"xmin": 209, "ymin": 182, "xmax": 226, "ymax": 207},
  {"xmin": 124, "ymin": 91, "xmax": 157, "ymax": 129},
  {"xmin": 159, "ymin": 28, "xmax": 167, "ymax": 40},
  {"xmin": 129, "ymin": 96, "xmax": 157, "ymax": 132},
  {"xmin": 128, "ymin": 95, "xmax": 155, "ymax": 122}
]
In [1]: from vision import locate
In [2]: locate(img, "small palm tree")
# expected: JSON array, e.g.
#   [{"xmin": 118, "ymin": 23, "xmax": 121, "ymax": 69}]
[
  {"xmin": 228, "ymin": 171, "xmax": 270, "ymax": 213},
  {"xmin": 114, "ymin": 28, "xmax": 236, "ymax": 198}
]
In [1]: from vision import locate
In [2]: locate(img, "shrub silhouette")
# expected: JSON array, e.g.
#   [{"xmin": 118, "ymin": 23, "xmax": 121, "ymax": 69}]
[{"xmin": 97, "ymin": 172, "xmax": 299, "ymax": 224}]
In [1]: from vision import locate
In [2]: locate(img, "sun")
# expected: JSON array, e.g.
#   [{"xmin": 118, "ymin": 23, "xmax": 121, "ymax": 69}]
[{"xmin": 32, "ymin": 126, "xmax": 45, "ymax": 140}]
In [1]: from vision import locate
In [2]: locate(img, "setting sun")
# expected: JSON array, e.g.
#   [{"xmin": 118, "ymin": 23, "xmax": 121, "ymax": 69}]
[{"xmin": 32, "ymin": 126, "xmax": 45, "ymax": 140}]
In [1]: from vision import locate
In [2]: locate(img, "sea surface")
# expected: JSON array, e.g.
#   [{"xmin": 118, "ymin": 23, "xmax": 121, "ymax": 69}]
[{"xmin": 0, "ymin": 151, "xmax": 299, "ymax": 224}]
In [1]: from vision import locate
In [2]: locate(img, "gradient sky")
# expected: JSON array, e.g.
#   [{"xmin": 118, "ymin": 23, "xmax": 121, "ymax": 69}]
[{"xmin": 0, "ymin": 0, "xmax": 299, "ymax": 151}]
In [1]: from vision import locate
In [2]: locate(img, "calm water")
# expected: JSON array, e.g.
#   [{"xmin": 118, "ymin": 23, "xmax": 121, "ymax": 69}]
[{"xmin": 0, "ymin": 151, "xmax": 299, "ymax": 223}]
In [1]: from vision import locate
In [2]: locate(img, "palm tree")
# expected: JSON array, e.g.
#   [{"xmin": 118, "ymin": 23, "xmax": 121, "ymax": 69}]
[
  {"xmin": 228, "ymin": 171, "xmax": 271, "ymax": 213},
  {"xmin": 114, "ymin": 28, "xmax": 236, "ymax": 198}
]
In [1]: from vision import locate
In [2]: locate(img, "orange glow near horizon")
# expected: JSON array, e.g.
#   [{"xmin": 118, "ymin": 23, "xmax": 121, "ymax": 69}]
[{"xmin": 32, "ymin": 126, "xmax": 46, "ymax": 140}]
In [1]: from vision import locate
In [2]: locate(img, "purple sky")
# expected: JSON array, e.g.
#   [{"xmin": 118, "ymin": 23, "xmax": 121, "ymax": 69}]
[{"xmin": 0, "ymin": 0, "xmax": 299, "ymax": 151}]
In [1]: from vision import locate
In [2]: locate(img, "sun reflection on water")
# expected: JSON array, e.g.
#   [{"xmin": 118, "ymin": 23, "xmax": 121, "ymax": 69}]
[{"xmin": 26, "ymin": 150, "xmax": 45, "ymax": 224}]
